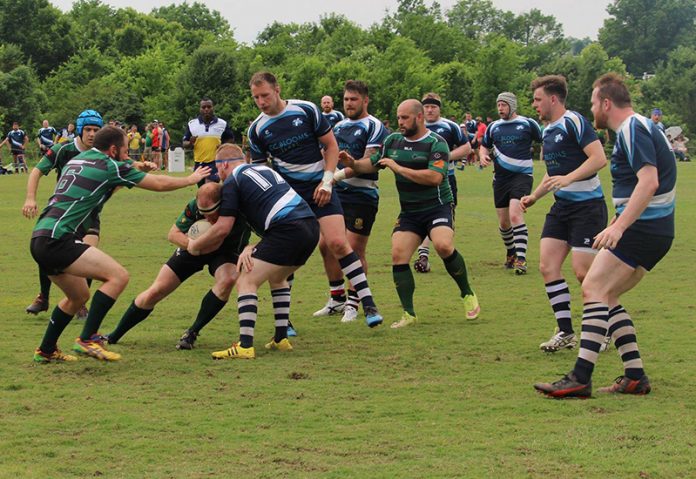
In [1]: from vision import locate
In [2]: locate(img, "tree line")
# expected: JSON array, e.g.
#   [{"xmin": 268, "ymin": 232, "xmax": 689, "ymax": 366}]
[{"xmin": 0, "ymin": 0, "xmax": 694, "ymax": 147}]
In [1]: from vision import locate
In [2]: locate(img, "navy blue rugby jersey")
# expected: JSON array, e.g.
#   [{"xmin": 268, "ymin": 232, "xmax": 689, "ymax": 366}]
[
  {"xmin": 482, "ymin": 116, "xmax": 542, "ymax": 178},
  {"xmin": 542, "ymin": 110, "xmax": 603, "ymax": 203},
  {"xmin": 334, "ymin": 115, "xmax": 388, "ymax": 206},
  {"xmin": 611, "ymin": 113, "xmax": 677, "ymax": 237},
  {"xmin": 220, "ymin": 163, "xmax": 315, "ymax": 236}
]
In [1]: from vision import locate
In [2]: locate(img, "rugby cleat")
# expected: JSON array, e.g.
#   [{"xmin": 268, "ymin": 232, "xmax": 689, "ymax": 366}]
[
  {"xmin": 264, "ymin": 338, "xmax": 293, "ymax": 351},
  {"xmin": 211, "ymin": 343, "xmax": 255, "ymax": 360},
  {"xmin": 364, "ymin": 306, "xmax": 383, "ymax": 328},
  {"xmin": 539, "ymin": 328, "xmax": 577, "ymax": 352},
  {"xmin": 287, "ymin": 325, "xmax": 297, "ymax": 337},
  {"xmin": 176, "ymin": 329, "xmax": 198, "ymax": 350},
  {"xmin": 413, "ymin": 255, "xmax": 431, "ymax": 273},
  {"xmin": 463, "ymin": 293, "xmax": 480, "ymax": 320},
  {"xmin": 598, "ymin": 375, "xmax": 651, "ymax": 395},
  {"xmin": 504, "ymin": 254, "xmax": 516, "ymax": 270},
  {"xmin": 534, "ymin": 372, "xmax": 592, "ymax": 399},
  {"xmin": 26, "ymin": 294, "xmax": 49, "ymax": 315},
  {"xmin": 33, "ymin": 347, "xmax": 77, "ymax": 363},
  {"xmin": 513, "ymin": 258, "xmax": 527, "ymax": 275},
  {"xmin": 312, "ymin": 299, "xmax": 345, "ymax": 317},
  {"xmin": 340, "ymin": 306, "xmax": 358, "ymax": 323},
  {"xmin": 72, "ymin": 336, "xmax": 121, "ymax": 361},
  {"xmin": 391, "ymin": 311, "xmax": 417, "ymax": 329}
]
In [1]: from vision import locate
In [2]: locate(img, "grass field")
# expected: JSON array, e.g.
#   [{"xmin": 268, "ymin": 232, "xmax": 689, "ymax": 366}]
[{"xmin": 1, "ymin": 160, "xmax": 694, "ymax": 478}]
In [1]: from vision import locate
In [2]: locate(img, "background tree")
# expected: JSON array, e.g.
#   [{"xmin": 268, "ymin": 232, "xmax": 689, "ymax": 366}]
[{"xmin": 599, "ymin": 0, "xmax": 696, "ymax": 76}]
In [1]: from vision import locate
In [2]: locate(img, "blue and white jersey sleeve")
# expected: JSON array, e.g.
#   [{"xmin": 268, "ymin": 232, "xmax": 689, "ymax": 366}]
[{"xmin": 612, "ymin": 114, "xmax": 676, "ymax": 232}]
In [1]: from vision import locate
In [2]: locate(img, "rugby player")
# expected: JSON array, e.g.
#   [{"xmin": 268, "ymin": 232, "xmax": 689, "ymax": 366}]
[
  {"xmin": 31, "ymin": 126, "xmax": 210, "ymax": 363},
  {"xmin": 313, "ymin": 80, "xmax": 388, "ymax": 323},
  {"xmin": 1, "ymin": 121, "xmax": 28, "ymax": 172},
  {"xmin": 521, "ymin": 75, "xmax": 608, "ymax": 353},
  {"xmin": 105, "ymin": 182, "xmax": 251, "ymax": 349},
  {"xmin": 247, "ymin": 71, "xmax": 383, "ymax": 328},
  {"xmin": 320, "ymin": 95, "xmax": 345, "ymax": 128},
  {"xmin": 343, "ymin": 99, "xmax": 480, "ymax": 328},
  {"xmin": 479, "ymin": 92, "xmax": 542, "ymax": 274},
  {"xmin": 413, "ymin": 92, "xmax": 471, "ymax": 273},
  {"xmin": 23, "ymin": 110, "xmax": 105, "ymax": 319},
  {"xmin": 187, "ymin": 144, "xmax": 320, "ymax": 359},
  {"xmin": 534, "ymin": 73, "xmax": 676, "ymax": 398},
  {"xmin": 36, "ymin": 120, "xmax": 58, "ymax": 155}
]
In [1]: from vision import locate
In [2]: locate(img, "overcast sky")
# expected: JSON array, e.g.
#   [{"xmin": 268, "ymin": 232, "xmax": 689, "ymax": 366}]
[{"xmin": 52, "ymin": 0, "xmax": 612, "ymax": 44}]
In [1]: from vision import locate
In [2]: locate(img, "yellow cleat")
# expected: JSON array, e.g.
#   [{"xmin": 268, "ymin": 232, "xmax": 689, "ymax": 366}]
[
  {"xmin": 211, "ymin": 342, "xmax": 255, "ymax": 360},
  {"xmin": 265, "ymin": 338, "xmax": 293, "ymax": 351},
  {"xmin": 390, "ymin": 311, "xmax": 417, "ymax": 329},
  {"xmin": 463, "ymin": 293, "xmax": 480, "ymax": 320},
  {"xmin": 33, "ymin": 347, "xmax": 78, "ymax": 363},
  {"xmin": 72, "ymin": 337, "xmax": 121, "ymax": 361}
]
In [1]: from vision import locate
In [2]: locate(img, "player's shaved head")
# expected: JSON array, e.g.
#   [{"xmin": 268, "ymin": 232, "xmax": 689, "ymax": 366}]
[
  {"xmin": 399, "ymin": 99, "xmax": 424, "ymax": 116},
  {"xmin": 197, "ymin": 182, "xmax": 221, "ymax": 205}
]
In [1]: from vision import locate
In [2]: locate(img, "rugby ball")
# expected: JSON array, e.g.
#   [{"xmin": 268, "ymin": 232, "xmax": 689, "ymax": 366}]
[{"xmin": 187, "ymin": 219, "xmax": 212, "ymax": 239}]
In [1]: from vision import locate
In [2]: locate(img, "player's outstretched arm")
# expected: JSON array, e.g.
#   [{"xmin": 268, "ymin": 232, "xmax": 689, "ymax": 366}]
[
  {"xmin": 136, "ymin": 167, "xmax": 210, "ymax": 192},
  {"xmin": 339, "ymin": 150, "xmax": 379, "ymax": 175}
]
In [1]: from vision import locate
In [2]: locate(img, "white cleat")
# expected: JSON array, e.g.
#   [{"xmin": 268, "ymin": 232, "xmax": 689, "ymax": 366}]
[
  {"xmin": 340, "ymin": 306, "xmax": 358, "ymax": 323},
  {"xmin": 312, "ymin": 299, "xmax": 345, "ymax": 317},
  {"xmin": 539, "ymin": 328, "xmax": 577, "ymax": 352}
]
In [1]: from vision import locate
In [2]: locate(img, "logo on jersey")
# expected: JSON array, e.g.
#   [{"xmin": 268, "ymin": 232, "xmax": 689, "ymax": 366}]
[
  {"xmin": 584, "ymin": 238, "xmax": 591, "ymax": 245},
  {"xmin": 516, "ymin": 125, "xmax": 524, "ymax": 130},
  {"xmin": 264, "ymin": 129, "xmax": 272, "ymax": 137},
  {"xmin": 292, "ymin": 118, "xmax": 304, "ymax": 127},
  {"xmin": 554, "ymin": 134, "xmax": 563, "ymax": 143},
  {"xmin": 437, "ymin": 128, "xmax": 445, "ymax": 133},
  {"xmin": 353, "ymin": 130, "xmax": 362, "ymax": 136}
]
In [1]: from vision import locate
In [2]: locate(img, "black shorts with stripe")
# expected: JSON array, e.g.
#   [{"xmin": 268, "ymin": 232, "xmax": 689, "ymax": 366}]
[
  {"xmin": 393, "ymin": 203, "xmax": 454, "ymax": 240},
  {"xmin": 30, "ymin": 235, "xmax": 91, "ymax": 275},
  {"xmin": 252, "ymin": 218, "xmax": 320, "ymax": 266}
]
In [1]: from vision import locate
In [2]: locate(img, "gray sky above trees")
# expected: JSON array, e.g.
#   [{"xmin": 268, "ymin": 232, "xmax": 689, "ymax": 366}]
[{"xmin": 52, "ymin": 0, "xmax": 611, "ymax": 44}]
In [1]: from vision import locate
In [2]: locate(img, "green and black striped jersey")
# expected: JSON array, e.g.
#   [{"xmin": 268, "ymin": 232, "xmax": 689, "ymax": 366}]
[
  {"xmin": 35, "ymin": 139, "xmax": 87, "ymax": 179},
  {"xmin": 33, "ymin": 149, "xmax": 146, "ymax": 239},
  {"xmin": 370, "ymin": 131, "xmax": 452, "ymax": 213}
]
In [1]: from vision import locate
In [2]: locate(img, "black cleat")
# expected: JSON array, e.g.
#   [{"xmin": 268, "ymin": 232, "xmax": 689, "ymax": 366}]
[
  {"xmin": 176, "ymin": 329, "xmax": 198, "ymax": 350},
  {"xmin": 534, "ymin": 372, "xmax": 592, "ymax": 399}
]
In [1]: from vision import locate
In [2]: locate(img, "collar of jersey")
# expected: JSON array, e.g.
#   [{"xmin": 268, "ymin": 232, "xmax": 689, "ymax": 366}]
[
  {"xmin": 404, "ymin": 131, "xmax": 432, "ymax": 143},
  {"xmin": 197, "ymin": 115, "xmax": 219, "ymax": 125}
]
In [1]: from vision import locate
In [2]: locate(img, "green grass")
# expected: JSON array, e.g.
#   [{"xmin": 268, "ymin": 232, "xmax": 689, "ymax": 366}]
[{"xmin": 1, "ymin": 161, "xmax": 695, "ymax": 478}]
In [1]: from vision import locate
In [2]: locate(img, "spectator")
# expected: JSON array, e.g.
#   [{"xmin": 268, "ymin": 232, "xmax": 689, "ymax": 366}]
[
  {"xmin": 57, "ymin": 123, "xmax": 76, "ymax": 144},
  {"xmin": 160, "ymin": 122, "xmax": 170, "ymax": 170},
  {"xmin": 128, "ymin": 125, "xmax": 142, "ymax": 160},
  {"xmin": 672, "ymin": 134, "xmax": 690, "ymax": 162},
  {"xmin": 142, "ymin": 123, "xmax": 153, "ymax": 162},
  {"xmin": 151, "ymin": 120, "xmax": 162, "ymax": 169}
]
